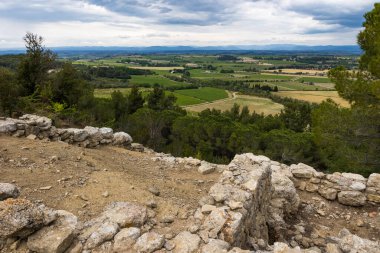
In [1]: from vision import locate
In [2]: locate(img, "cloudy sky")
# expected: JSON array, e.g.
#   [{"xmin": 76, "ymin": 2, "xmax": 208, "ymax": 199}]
[{"xmin": 0, "ymin": 0, "xmax": 377, "ymax": 48}]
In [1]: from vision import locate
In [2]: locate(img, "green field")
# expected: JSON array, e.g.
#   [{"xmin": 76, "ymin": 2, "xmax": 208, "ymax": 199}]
[
  {"xmin": 175, "ymin": 87, "xmax": 228, "ymax": 102},
  {"xmin": 129, "ymin": 75, "xmax": 185, "ymax": 88},
  {"xmin": 94, "ymin": 87, "xmax": 228, "ymax": 106},
  {"xmin": 299, "ymin": 76, "xmax": 331, "ymax": 83}
]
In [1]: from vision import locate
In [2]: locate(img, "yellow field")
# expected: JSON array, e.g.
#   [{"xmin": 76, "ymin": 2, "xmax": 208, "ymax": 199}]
[
  {"xmin": 128, "ymin": 66, "xmax": 184, "ymax": 70},
  {"xmin": 184, "ymin": 94, "xmax": 284, "ymax": 115},
  {"xmin": 276, "ymin": 91, "xmax": 350, "ymax": 107},
  {"xmin": 265, "ymin": 69, "xmax": 328, "ymax": 75}
]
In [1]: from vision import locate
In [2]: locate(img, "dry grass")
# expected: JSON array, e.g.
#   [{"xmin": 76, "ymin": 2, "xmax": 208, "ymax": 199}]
[
  {"xmin": 185, "ymin": 94, "xmax": 284, "ymax": 115},
  {"xmin": 276, "ymin": 91, "xmax": 350, "ymax": 107},
  {"xmin": 265, "ymin": 68, "xmax": 328, "ymax": 75},
  {"xmin": 128, "ymin": 66, "xmax": 184, "ymax": 70}
]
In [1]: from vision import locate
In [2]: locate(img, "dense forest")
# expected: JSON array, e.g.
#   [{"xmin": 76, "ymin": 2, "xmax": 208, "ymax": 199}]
[{"xmin": 0, "ymin": 4, "xmax": 379, "ymax": 176}]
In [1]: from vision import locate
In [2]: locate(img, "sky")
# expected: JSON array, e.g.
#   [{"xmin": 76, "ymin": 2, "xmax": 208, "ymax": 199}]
[{"xmin": 0, "ymin": 0, "xmax": 377, "ymax": 48}]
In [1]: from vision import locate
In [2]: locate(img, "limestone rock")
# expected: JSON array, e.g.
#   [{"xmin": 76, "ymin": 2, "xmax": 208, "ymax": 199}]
[
  {"xmin": 84, "ymin": 221, "xmax": 119, "ymax": 249},
  {"xmin": 103, "ymin": 202, "xmax": 147, "ymax": 227},
  {"xmin": 198, "ymin": 161, "xmax": 216, "ymax": 175},
  {"xmin": 113, "ymin": 132, "xmax": 133, "ymax": 146},
  {"xmin": 337, "ymin": 191, "xmax": 366, "ymax": 207},
  {"xmin": 318, "ymin": 188, "xmax": 337, "ymax": 200},
  {"xmin": 338, "ymin": 228, "xmax": 380, "ymax": 253},
  {"xmin": 0, "ymin": 183, "xmax": 20, "ymax": 200},
  {"xmin": 67, "ymin": 128, "xmax": 89, "ymax": 142},
  {"xmin": 172, "ymin": 231, "xmax": 201, "ymax": 253},
  {"xmin": 290, "ymin": 163, "xmax": 317, "ymax": 179},
  {"xmin": 20, "ymin": 114, "xmax": 52, "ymax": 130},
  {"xmin": 0, "ymin": 198, "xmax": 57, "ymax": 239},
  {"xmin": 99, "ymin": 127, "xmax": 113, "ymax": 139},
  {"xmin": 325, "ymin": 243, "xmax": 341, "ymax": 253},
  {"xmin": 228, "ymin": 247, "xmax": 251, "ymax": 253},
  {"xmin": 0, "ymin": 119, "xmax": 17, "ymax": 133},
  {"xmin": 27, "ymin": 210, "xmax": 77, "ymax": 253},
  {"xmin": 201, "ymin": 239, "xmax": 230, "ymax": 253},
  {"xmin": 200, "ymin": 208, "xmax": 228, "ymax": 239},
  {"xmin": 367, "ymin": 173, "xmax": 380, "ymax": 188},
  {"xmin": 133, "ymin": 232, "xmax": 165, "ymax": 253},
  {"xmin": 113, "ymin": 227, "xmax": 141, "ymax": 253}
]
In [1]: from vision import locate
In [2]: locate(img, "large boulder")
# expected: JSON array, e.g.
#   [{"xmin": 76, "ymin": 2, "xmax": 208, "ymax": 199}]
[
  {"xmin": 0, "ymin": 183, "xmax": 20, "ymax": 201},
  {"xmin": 172, "ymin": 231, "xmax": 201, "ymax": 253},
  {"xmin": 133, "ymin": 232, "xmax": 165, "ymax": 253},
  {"xmin": 337, "ymin": 191, "xmax": 366, "ymax": 207},
  {"xmin": 27, "ymin": 210, "xmax": 78, "ymax": 253},
  {"xmin": 0, "ymin": 198, "xmax": 57, "ymax": 239}
]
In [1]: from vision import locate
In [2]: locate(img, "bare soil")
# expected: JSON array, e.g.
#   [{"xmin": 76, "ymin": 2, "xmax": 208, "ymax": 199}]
[{"xmin": 0, "ymin": 136, "xmax": 219, "ymax": 235}]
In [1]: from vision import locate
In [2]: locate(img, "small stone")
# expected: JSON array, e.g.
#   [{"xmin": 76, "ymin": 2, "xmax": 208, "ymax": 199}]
[
  {"xmin": 148, "ymin": 186, "xmax": 160, "ymax": 196},
  {"xmin": 102, "ymin": 191, "xmax": 109, "ymax": 198},
  {"xmin": 201, "ymin": 204, "xmax": 216, "ymax": 214},
  {"xmin": 356, "ymin": 219, "xmax": 365, "ymax": 227},
  {"xmin": 146, "ymin": 199, "xmax": 157, "ymax": 209},
  {"xmin": 26, "ymin": 134, "xmax": 37, "ymax": 140},
  {"xmin": 161, "ymin": 214, "xmax": 175, "ymax": 224},
  {"xmin": 39, "ymin": 186, "xmax": 52, "ymax": 190}
]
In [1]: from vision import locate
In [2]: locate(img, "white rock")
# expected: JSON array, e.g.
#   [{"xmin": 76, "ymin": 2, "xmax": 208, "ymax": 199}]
[
  {"xmin": 113, "ymin": 227, "xmax": 141, "ymax": 253},
  {"xmin": 337, "ymin": 191, "xmax": 366, "ymax": 207},
  {"xmin": 201, "ymin": 239, "xmax": 230, "ymax": 253},
  {"xmin": 0, "ymin": 183, "xmax": 20, "ymax": 200},
  {"xmin": 172, "ymin": 231, "xmax": 201, "ymax": 253},
  {"xmin": 367, "ymin": 173, "xmax": 380, "ymax": 188},
  {"xmin": 0, "ymin": 119, "xmax": 17, "ymax": 133},
  {"xmin": 84, "ymin": 221, "xmax": 119, "ymax": 249},
  {"xmin": 113, "ymin": 132, "xmax": 133, "ymax": 146},
  {"xmin": 27, "ymin": 210, "xmax": 77, "ymax": 253},
  {"xmin": 349, "ymin": 182, "xmax": 366, "ymax": 191},
  {"xmin": 342, "ymin": 173, "xmax": 366, "ymax": 182},
  {"xmin": 99, "ymin": 127, "xmax": 113, "ymax": 139},
  {"xmin": 290, "ymin": 163, "xmax": 317, "ymax": 179},
  {"xmin": 134, "ymin": 232, "xmax": 165, "ymax": 253},
  {"xmin": 198, "ymin": 161, "xmax": 216, "ymax": 175}
]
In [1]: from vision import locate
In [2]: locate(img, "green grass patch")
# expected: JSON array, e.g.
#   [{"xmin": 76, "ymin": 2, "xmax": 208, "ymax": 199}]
[{"xmin": 174, "ymin": 87, "xmax": 228, "ymax": 102}]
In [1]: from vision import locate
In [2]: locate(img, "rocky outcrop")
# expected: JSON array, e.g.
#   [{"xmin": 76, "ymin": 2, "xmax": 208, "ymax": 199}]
[
  {"xmin": 195, "ymin": 153, "xmax": 272, "ymax": 248},
  {"xmin": 0, "ymin": 114, "xmax": 133, "ymax": 148}
]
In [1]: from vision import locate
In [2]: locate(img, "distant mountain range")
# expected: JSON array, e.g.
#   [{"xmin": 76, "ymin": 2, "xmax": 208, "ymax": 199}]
[{"xmin": 0, "ymin": 44, "xmax": 361, "ymax": 55}]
